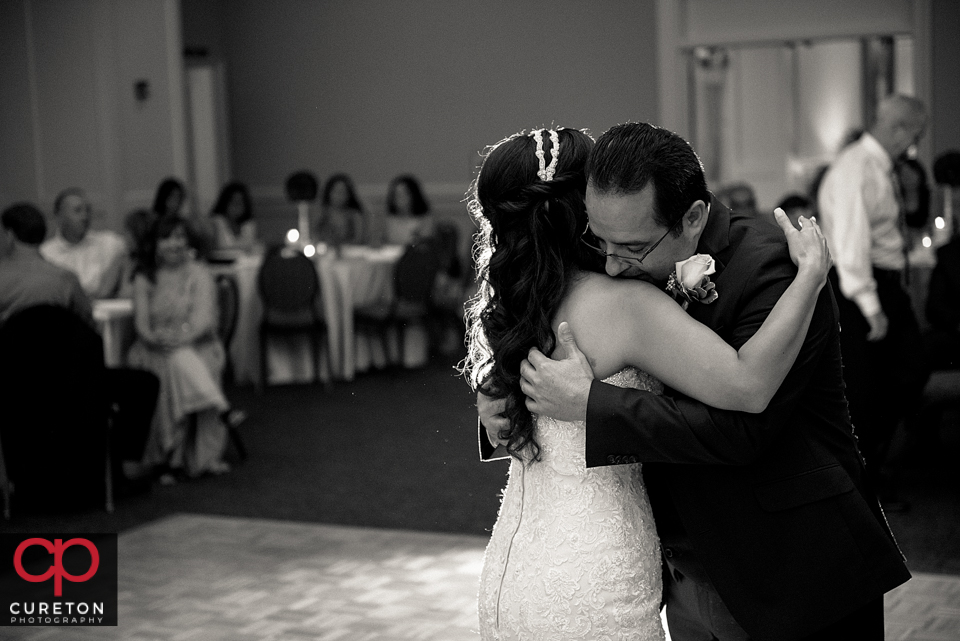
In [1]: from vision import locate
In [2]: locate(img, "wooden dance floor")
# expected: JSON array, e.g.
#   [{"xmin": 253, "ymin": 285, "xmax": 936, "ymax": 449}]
[{"xmin": 5, "ymin": 513, "xmax": 959, "ymax": 640}]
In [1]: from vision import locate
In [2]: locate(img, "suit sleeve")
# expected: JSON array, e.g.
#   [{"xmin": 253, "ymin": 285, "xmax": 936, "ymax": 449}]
[
  {"xmin": 585, "ymin": 248, "xmax": 837, "ymax": 467},
  {"xmin": 926, "ymin": 248, "xmax": 960, "ymax": 332},
  {"xmin": 478, "ymin": 419, "xmax": 510, "ymax": 461}
]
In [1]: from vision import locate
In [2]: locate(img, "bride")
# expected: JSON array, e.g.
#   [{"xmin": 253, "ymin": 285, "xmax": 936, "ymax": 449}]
[{"xmin": 461, "ymin": 127, "xmax": 830, "ymax": 639}]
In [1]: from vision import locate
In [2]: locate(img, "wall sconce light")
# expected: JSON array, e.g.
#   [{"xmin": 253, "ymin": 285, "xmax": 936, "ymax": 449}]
[{"xmin": 134, "ymin": 79, "xmax": 150, "ymax": 102}]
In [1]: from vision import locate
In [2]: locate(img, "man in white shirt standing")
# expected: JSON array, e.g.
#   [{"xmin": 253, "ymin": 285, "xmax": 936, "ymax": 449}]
[
  {"xmin": 818, "ymin": 94, "xmax": 930, "ymax": 510},
  {"xmin": 41, "ymin": 188, "xmax": 128, "ymax": 299}
]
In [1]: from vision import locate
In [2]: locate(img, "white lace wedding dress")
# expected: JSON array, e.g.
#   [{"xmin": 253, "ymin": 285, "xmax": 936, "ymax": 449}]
[{"xmin": 478, "ymin": 368, "xmax": 665, "ymax": 641}]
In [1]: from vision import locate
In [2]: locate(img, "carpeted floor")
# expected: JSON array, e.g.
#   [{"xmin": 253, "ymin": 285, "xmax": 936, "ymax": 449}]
[
  {"xmin": 0, "ymin": 354, "xmax": 508, "ymax": 538},
  {"xmin": 2, "ymin": 352, "xmax": 959, "ymax": 576}
]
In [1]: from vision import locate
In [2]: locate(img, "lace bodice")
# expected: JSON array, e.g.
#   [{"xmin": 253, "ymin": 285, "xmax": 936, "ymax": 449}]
[{"xmin": 478, "ymin": 367, "xmax": 665, "ymax": 641}]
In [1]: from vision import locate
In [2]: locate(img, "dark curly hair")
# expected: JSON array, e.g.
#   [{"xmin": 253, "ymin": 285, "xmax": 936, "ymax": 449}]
[
  {"xmin": 134, "ymin": 215, "xmax": 190, "ymax": 284},
  {"xmin": 386, "ymin": 174, "xmax": 430, "ymax": 217},
  {"xmin": 212, "ymin": 181, "xmax": 254, "ymax": 229},
  {"xmin": 321, "ymin": 173, "xmax": 364, "ymax": 212},
  {"xmin": 461, "ymin": 128, "xmax": 599, "ymax": 460}
]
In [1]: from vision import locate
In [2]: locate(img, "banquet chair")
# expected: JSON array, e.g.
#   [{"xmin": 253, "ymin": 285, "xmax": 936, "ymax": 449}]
[
  {"xmin": 213, "ymin": 272, "xmax": 248, "ymax": 461},
  {"xmin": 257, "ymin": 245, "xmax": 331, "ymax": 389},
  {"xmin": 0, "ymin": 305, "xmax": 114, "ymax": 517},
  {"xmin": 215, "ymin": 272, "xmax": 240, "ymax": 384},
  {"xmin": 355, "ymin": 239, "xmax": 441, "ymax": 367},
  {"xmin": 431, "ymin": 222, "xmax": 468, "ymax": 353}
]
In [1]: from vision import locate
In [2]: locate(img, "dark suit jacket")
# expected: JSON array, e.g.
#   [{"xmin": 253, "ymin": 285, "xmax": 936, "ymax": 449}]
[
  {"xmin": 584, "ymin": 200, "xmax": 910, "ymax": 640},
  {"xmin": 927, "ymin": 238, "xmax": 960, "ymax": 332}
]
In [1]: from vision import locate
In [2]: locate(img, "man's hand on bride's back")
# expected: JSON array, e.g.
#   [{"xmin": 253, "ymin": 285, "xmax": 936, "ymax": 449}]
[
  {"xmin": 774, "ymin": 207, "xmax": 832, "ymax": 284},
  {"xmin": 520, "ymin": 322, "xmax": 594, "ymax": 422}
]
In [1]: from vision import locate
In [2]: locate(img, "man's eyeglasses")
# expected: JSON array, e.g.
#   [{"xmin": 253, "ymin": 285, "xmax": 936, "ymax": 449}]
[{"xmin": 579, "ymin": 215, "xmax": 684, "ymax": 266}]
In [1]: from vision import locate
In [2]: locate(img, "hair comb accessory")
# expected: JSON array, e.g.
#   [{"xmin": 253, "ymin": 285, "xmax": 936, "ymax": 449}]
[{"xmin": 532, "ymin": 129, "xmax": 560, "ymax": 181}]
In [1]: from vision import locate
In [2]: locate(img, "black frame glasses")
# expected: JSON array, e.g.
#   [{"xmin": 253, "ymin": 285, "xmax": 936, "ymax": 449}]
[{"xmin": 579, "ymin": 214, "xmax": 684, "ymax": 266}]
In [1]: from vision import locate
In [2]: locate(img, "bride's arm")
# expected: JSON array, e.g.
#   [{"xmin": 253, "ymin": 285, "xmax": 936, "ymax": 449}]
[{"xmin": 609, "ymin": 214, "xmax": 829, "ymax": 413}]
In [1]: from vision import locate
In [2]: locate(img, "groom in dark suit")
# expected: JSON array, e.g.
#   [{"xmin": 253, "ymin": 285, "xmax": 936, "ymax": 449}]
[{"xmin": 480, "ymin": 123, "xmax": 910, "ymax": 640}]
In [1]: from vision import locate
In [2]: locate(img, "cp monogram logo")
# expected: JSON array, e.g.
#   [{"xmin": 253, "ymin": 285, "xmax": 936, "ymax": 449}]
[{"xmin": 13, "ymin": 538, "xmax": 100, "ymax": 596}]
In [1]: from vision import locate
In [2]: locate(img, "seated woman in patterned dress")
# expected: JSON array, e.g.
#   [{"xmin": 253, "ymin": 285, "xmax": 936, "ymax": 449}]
[{"xmin": 127, "ymin": 215, "xmax": 231, "ymax": 482}]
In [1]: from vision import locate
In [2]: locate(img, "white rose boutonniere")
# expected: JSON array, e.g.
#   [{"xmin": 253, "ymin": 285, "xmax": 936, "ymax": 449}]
[{"xmin": 666, "ymin": 254, "xmax": 719, "ymax": 310}]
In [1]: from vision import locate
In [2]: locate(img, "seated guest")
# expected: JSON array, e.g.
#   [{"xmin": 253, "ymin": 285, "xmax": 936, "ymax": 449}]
[
  {"xmin": 776, "ymin": 193, "xmax": 815, "ymax": 231},
  {"xmin": 152, "ymin": 176, "xmax": 215, "ymax": 259},
  {"xmin": 385, "ymin": 174, "xmax": 434, "ymax": 246},
  {"xmin": 1, "ymin": 203, "xmax": 157, "ymax": 495},
  {"xmin": 210, "ymin": 181, "xmax": 259, "ymax": 252},
  {"xmin": 0, "ymin": 203, "xmax": 91, "ymax": 326},
  {"xmin": 152, "ymin": 177, "xmax": 188, "ymax": 219},
  {"xmin": 318, "ymin": 173, "xmax": 366, "ymax": 245},
  {"xmin": 127, "ymin": 215, "xmax": 231, "ymax": 481},
  {"xmin": 40, "ymin": 188, "xmax": 127, "ymax": 299}
]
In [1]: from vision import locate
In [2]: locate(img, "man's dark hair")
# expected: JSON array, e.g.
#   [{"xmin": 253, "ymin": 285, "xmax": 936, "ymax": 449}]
[
  {"xmin": 586, "ymin": 122, "xmax": 710, "ymax": 235},
  {"xmin": 1, "ymin": 203, "xmax": 47, "ymax": 245},
  {"xmin": 53, "ymin": 187, "xmax": 85, "ymax": 214}
]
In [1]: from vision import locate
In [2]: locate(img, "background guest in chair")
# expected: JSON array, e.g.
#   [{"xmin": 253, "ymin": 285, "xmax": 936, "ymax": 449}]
[
  {"xmin": 127, "ymin": 215, "xmax": 233, "ymax": 483},
  {"xmin": 318, "ymin": 173, "xmax": 366, "ymax": 246},
  {"xmin": 41, "ymin": 187, "xmax": 127, "ymax": 300},
  {"xmin": 385, "ymin": 174, "xmax": 434, "ymax": 246},
  {"xmin": 210, "ymin": 181, "xmax": 259, "ymax": 253},
  {"xmin": 2, "ymin": 203, "xmax": 158, "ymax": 498},
  {"xmin": 0, "ymin": 202, "xmax": 92, "ymax": 326},
  {"xmin": 151, "ymin": 176, "xmax": 215, "ymax": 259}
]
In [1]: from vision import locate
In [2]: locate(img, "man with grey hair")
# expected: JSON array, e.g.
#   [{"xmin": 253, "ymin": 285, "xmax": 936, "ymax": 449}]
[
  {"xmin": 817, "ymin": 93, "xmax": 930, "ymax": 509},
  {"xmin": 41, "ymin": 188, "xmax": 127, "ymax": 299}
]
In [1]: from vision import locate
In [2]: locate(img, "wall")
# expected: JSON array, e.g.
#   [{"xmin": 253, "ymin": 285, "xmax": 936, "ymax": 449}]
[
  {"xmin": 0, "ymin": 1, "xmax": 38, "ymax": 205},
  {"xmin": 0, "ymin": 0, "xmax": 186, "ymax": 232},
  {"xmin": 201, "ymin": 0, "xmax": 659, "ymax": 244},
  {"xmin": 931, "ymin": 0, "xmax": 960, "ymax": 158}
]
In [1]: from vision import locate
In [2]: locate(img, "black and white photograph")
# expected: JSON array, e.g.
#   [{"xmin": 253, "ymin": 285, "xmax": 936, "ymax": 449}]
[{"xmin": 1, "ymin": 1, "xmax": 959, "ymax": 639}]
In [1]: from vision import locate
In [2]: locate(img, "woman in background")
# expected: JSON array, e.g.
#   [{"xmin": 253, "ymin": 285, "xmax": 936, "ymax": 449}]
[
  {"xmin": 127, "ymin": 215, "xmax": 231, "ymax": 482},
  {"xmin": 318, "ymin": 173, "xmax": 366, "ymax": 245},
  {"xmin": 210, "ymin": 181, "xmax": 259, "ymax": 252},
  {"xmin": 151, "ymin": 176, "xmax": 215, "ymax": 258},
  {"xmin": 152, "ymin": 177, "xmax": 187, "ymax": 219},
  {"xmin": 385, "ymin": 174, "xmax": 434, "ymax": 246}
]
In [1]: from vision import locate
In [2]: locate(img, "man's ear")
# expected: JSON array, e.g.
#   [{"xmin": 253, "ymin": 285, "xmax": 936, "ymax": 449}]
[{"xmin": 683, "ymin": 200, "xmax": 709, "ymax": 234}]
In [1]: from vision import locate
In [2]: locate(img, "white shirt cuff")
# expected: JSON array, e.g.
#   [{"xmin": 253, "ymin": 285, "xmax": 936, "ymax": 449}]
[{"xmin": 853, "ymin": 291, "xmax": 882, "ymax": 319}]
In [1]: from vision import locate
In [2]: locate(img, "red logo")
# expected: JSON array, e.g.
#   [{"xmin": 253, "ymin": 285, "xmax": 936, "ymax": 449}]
[{"xmin": 13, "ymin": 538, "xmax": 100, "ymax": 596}]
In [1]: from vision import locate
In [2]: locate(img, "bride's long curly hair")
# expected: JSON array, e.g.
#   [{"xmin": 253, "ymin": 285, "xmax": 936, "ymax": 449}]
[{"xmin": 461, "ymin": 128, "xmax": 600, "ymax": 460}]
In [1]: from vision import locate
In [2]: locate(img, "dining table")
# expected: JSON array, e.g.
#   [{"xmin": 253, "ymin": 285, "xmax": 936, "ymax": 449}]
[
  {"xmin": 92, "ymin": 298, "xmax": 135, "ymax": 368},
  {"xmin": 210, "ymin": 243, "xmax": 428, "ymax": 387}
]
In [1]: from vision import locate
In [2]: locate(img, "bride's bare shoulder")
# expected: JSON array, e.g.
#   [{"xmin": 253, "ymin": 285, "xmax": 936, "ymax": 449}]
[
  {"xmin": 564, "ymin": 272, "xmax": 664, "ymax": 317},
  {"xmin": 555, "ymin": 272, "xmax": 670, "ymax": 375}
]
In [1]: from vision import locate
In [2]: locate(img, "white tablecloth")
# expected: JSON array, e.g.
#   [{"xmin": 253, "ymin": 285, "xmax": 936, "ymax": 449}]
[{"xmin": 93, "ymin": 298, "xmax": 134, "ymax": 368}]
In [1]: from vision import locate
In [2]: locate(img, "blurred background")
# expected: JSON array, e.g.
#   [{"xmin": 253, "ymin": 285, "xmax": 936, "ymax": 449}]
[{"xmin": 1, "ymin": 1, "xmax": 959, "ymax": 639}]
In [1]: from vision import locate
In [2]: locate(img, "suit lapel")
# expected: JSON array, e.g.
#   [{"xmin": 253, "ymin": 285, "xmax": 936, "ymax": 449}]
[{"xmin": 688, "ymin": 196, "xmax": 734, "ymax": 332}]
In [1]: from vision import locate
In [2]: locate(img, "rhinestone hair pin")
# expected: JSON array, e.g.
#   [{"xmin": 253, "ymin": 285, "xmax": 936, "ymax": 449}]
[{"xmin": 532, "ymin": 129, "xmax": 560, "ymax": 181}]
